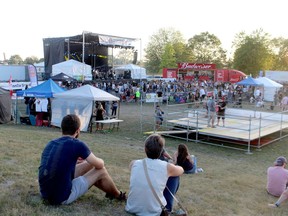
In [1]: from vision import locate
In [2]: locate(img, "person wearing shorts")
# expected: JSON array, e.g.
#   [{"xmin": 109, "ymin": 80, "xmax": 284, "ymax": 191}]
[
  {"xmin": 217, "ymin": 97, "xmax": 227, "ymax": 127},
  {"xmin": 38, "ymin": 114, "xmax": 126, "ymax": 205}
]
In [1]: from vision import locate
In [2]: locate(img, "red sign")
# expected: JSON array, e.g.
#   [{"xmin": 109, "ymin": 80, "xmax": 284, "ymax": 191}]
[
  {"xmin": 162, "ymin": 68, "xmax": 177, "ymax": 78},
  {"xmin": 177, "ymin": 63, "xmax": 216, "ymax": 70}
]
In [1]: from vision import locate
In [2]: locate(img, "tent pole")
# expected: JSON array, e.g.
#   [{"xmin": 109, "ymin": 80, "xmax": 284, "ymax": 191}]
[
  {"xmin": 117, "ymin": 101, "xmax": 120, "ymax": 119},
  {"xmin": 89, "ymin": 101, "xmax": 95, "ymax": 133},
  {"xmin": 82, "ymin": 31, "xmax": 85, "ymax": 63},
  {"xmin": 15, "ymin": 96, "xmax": 18, "ymax": 124}
]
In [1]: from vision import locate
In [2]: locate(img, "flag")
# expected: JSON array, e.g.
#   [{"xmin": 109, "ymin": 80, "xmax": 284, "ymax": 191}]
[{"xmin": 8, "ymin": 75, "xmax": 13, "ymax": 97}]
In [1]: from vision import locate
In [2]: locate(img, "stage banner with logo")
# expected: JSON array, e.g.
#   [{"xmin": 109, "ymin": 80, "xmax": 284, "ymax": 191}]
[
  {"xmin": 28, "ymin": 65, "xmax": 38, "ymax": 87},
  {"xmin": 98, "ymin": 35, "xmax": 136, "ymax": 47}
]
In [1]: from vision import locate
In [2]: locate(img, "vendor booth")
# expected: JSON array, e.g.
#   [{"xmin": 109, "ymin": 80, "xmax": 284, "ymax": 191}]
[
  {"xmin": 51, "ymin": 84, "xmax": 120, "ymax": 131},
  {"xmin": 236, "ymin": 76, "xmax": 263, "ymax": 86},
  {"xmin": 255, "ymin": 77, "xmax": 283, "ymax": 102},
  {"xmin": 0, "ymin": 87, "xmax": 12, "ymax": 124},
  {"xmin": 16, "ymin": 79, "xmax": 65, "ymax": 126}
]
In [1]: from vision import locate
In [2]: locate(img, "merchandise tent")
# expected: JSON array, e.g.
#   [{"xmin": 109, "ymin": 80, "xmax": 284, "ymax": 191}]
[
  {"xmin": 236, "ymin": 76, "xmax": 263, "ymax": 86},
  {"xmin": 51, "ymin": 85, "xmax": 120, "ymax": 131},
  {"xmin": 255, "ymin": 77, "xmax": 283, "ymax": 102},
  {"xmin": 15, "ymin": 79, "xmax": 65, "ymax": 125},
  {"xmin": 16, "ymin": 78, "xmax": 65, "ymax": 98},
  {"xmin": 0, "ymin": 87, "xmax": 12, "ymax": 124}
]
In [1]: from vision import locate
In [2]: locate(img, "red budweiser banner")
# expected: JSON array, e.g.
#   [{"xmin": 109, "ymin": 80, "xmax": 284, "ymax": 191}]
[{"xmin": 178, "ymin": 63, "xmax": 216, "ymax": 70}]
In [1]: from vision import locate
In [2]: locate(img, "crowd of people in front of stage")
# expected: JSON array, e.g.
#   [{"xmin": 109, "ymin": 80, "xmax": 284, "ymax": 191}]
[{"xmin": 75, "ymin": 78, "xmax": 284, "ymax": 108}]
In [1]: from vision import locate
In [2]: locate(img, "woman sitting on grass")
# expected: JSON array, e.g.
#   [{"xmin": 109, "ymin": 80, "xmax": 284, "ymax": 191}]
[{"xmin": 173, "ymin": 144, "xmax": 202, "ymax": 174}]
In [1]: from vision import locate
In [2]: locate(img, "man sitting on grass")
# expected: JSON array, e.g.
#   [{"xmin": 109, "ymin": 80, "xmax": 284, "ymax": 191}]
[
  {"xmin": 38, "ymin": 114, "xmax": 126, "ymax": 205},
  {"xmin": 267, "ymin": 156, "xmax": 288, "ymax": 208}
]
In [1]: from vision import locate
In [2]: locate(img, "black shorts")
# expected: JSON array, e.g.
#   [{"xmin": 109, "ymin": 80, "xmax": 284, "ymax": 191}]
[{"xmin": 217, "ymin": 112, "xmax": 225, "ymax": 119}]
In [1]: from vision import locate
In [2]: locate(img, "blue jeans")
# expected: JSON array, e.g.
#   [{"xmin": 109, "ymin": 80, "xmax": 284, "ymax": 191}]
[
  {"xmin": 184, "ymin": 156, "xmax": 197, "ymax": 174},
  {"xmin": 164, "ymin": 176, "xmax": 180, "ymax": 212}
]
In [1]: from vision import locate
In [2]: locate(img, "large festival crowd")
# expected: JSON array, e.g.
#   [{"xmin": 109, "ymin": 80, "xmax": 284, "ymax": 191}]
[{"xmin": 62, "ymin": 78, "xmax": 287, "ymax": 110}]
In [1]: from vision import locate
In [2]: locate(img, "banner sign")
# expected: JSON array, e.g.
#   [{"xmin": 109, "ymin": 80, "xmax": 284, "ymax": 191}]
[
  {"xmin": 28, "ymin": 65, "xmax": 38, "ymax": 87},
  {"xmin": 178, "ymin": 63, "xmax": 216, "ymax": 70},
  {"xmin": 98, "ymin": 35, "xmax": 136, "ymax": 47},
  {"xmin": 145, "ymin": 93, "xmax": 163, "ymax": 103}
]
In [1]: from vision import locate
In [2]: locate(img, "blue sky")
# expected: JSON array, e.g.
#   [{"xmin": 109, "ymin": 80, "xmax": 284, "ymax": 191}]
[{"xmin": 1, "ymin": 0, "xmax": 287, "ymax": 60}]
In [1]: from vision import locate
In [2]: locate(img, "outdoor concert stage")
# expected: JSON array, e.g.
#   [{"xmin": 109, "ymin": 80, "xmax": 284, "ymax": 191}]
[{"xmin": 162, "ymin": 108, "xmax": 288, "ymax": 149}]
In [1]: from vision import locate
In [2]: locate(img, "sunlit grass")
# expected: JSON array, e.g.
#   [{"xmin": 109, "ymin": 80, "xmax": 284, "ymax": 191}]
[{"xmin": 0, "ymin": 102, "xmax": 288, "ymax": 215}]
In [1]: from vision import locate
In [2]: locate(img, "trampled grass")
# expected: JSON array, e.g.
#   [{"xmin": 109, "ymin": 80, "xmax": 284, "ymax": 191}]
[{"xmin": 1, "ymin": 101, "xmax": 288, "ymax": 215}]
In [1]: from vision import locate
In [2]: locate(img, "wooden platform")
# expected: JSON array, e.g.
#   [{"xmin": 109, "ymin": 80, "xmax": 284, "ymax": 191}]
[
  {"xmin": 166, "ymin": 109, "xmax": 288, "ymax": 143},
  {"xmin": 145, "ymin": 130, "xmax": 196, "ymax": 135}
]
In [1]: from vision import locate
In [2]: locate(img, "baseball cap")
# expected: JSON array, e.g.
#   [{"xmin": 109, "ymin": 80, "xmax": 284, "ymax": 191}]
[{"xmin": 274, "ymin": 156, "xmax": 287, "ymax": 166}]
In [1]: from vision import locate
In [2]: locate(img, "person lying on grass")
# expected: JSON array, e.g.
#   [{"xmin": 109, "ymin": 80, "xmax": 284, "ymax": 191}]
[{"xmin": 38, "ymin": 114, "xmax": 126, "ymax": 205}]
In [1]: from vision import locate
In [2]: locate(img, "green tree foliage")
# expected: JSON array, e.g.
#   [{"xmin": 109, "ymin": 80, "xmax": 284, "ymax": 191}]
[
  {"xmin": 232, "ymin": 29, "xmax": 274, "ymax": 76},
  {"xmin": 160, "ymin": 43, "xmax": 177, "ymax": 69},
  {"xmin": 8, "ymin": 55, "xmax": 23, "ymax": 65},
  {"xmin": 144, "ymin": 28, "xmax": 186, "ymax": 74},
  {"xmin": 271, "ymin": 37, "xmax": 288, "ymax": 70},
  {"xmin": 24, "ymin": 56, "xmax": 39, "ymax": 65},
  {"xmin": 187, "ymin": 32, "xmax": 227, "ymax": 68}
]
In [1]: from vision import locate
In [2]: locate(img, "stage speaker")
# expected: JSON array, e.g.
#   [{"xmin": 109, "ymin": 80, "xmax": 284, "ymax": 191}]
[{"xmin": 132, "ymin": 51, "xmax": 138, "ymax": 64}]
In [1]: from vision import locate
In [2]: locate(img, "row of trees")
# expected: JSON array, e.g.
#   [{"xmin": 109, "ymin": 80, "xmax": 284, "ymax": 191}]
[
  {"xmin": 144, "ymin": 28, "xmax": 288, "ymax": 77},
  {"xmin": 3, "ymin": 28, "xmax": 288, "ymax": 78},
  {"xmin": 1, "ymin": 55, "xmax": 44, "ymax": 65}
]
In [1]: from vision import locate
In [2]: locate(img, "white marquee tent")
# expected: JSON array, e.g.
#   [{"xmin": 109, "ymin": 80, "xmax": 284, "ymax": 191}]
[
  {"xmin": 52, "ymin": 59, "xmax": 92, "ymax": 81},
  {"xmin": 51, "ymin": 85, "xmax": 119, "ymax": 131},
  {"xmin": 255, "ymin": 77, "xmax": 283, "ymax": 102},
  {"xmin": 114, "ymin": 64, "xmax": 147, "ymax": 79}
]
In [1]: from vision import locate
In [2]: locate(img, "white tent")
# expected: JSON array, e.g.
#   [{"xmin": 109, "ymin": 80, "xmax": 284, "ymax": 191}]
[
  {"xmin": 52, "ymin": 59, "xmax": 92, "ymax": 81},
  {"xmin": 255, "ymin": 77, "xmax": 283, "ymax": 102},
  {"xmin": 114, "ymin": 64, "xmax": 147, "ymax": 79},
  {"xmin": 51, "ymin": 85, "xmax": 119, "ymax": 131}
]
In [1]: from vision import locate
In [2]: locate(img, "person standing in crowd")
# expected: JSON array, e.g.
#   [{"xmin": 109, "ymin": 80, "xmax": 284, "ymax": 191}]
[
  {"xmin": 125, "ymin": 134, "xmax": 184, "ymax": 215},
  {"xmin": 135, "ymin": 88, "xmax": 140, "ymax": 103},
  {"xmin": 199, "ymin": 86, "xmax": 206, "ymax": 101},
  {"xmin": 38, "ymin": 114, "xmax": 126, "ymax": 205},
  {"xmin": 207, "ymin": 95, "xmax": 216, "ymax": 128},
  {"xmin": 217, "ymin": 97, "xmax": 227, "ymax": 127},
  {"xmin": 155, "ymin": 104, "xmax": 164, "ymax": 130},
  {"xmin": 267, "ymin": 156, "xmax": 288, "ymax": 197},
  {"xmin": 280, "ymin": 94, "xmax": 288, "ymax": 111},
  {"xmin": 111, "ymin": 101, "xmax": 118, "ymax": 117},
  {"xmin": 94, "ymin": 103, "xmax": 106, "ymax": 131}
]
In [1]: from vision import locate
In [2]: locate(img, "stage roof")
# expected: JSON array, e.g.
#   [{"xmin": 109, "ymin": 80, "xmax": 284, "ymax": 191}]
[{"xmin": 43, "ymin": 31, "xmax": 139, "ymax": 76}]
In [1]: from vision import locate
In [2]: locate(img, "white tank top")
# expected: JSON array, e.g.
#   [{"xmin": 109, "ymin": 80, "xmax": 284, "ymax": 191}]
[{"xmin": 125, "ymin": 158, "xmax": 168, "ymax": 216}]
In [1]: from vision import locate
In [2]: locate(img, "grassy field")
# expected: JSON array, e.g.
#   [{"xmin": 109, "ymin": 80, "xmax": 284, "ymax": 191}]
[{"xmin": 1, "ymin": 101, "xmax": 288, "ymax": 216}]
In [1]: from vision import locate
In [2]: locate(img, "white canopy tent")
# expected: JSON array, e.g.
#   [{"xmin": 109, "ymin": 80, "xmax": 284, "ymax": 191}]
[
  {"xmin": 114, "ymin": 64, "xmax": 147, "ymax": 79},
  {"xmin": 52, "ymin": 59, "xmax": 92, "ymax": 81},
  {"xmin": 255, "ymin": 77, "xmax": 283, "ymax": 102},
  {"xmin": 51, "ymin": 85, "xmax": 119, "ymax": 131}
]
